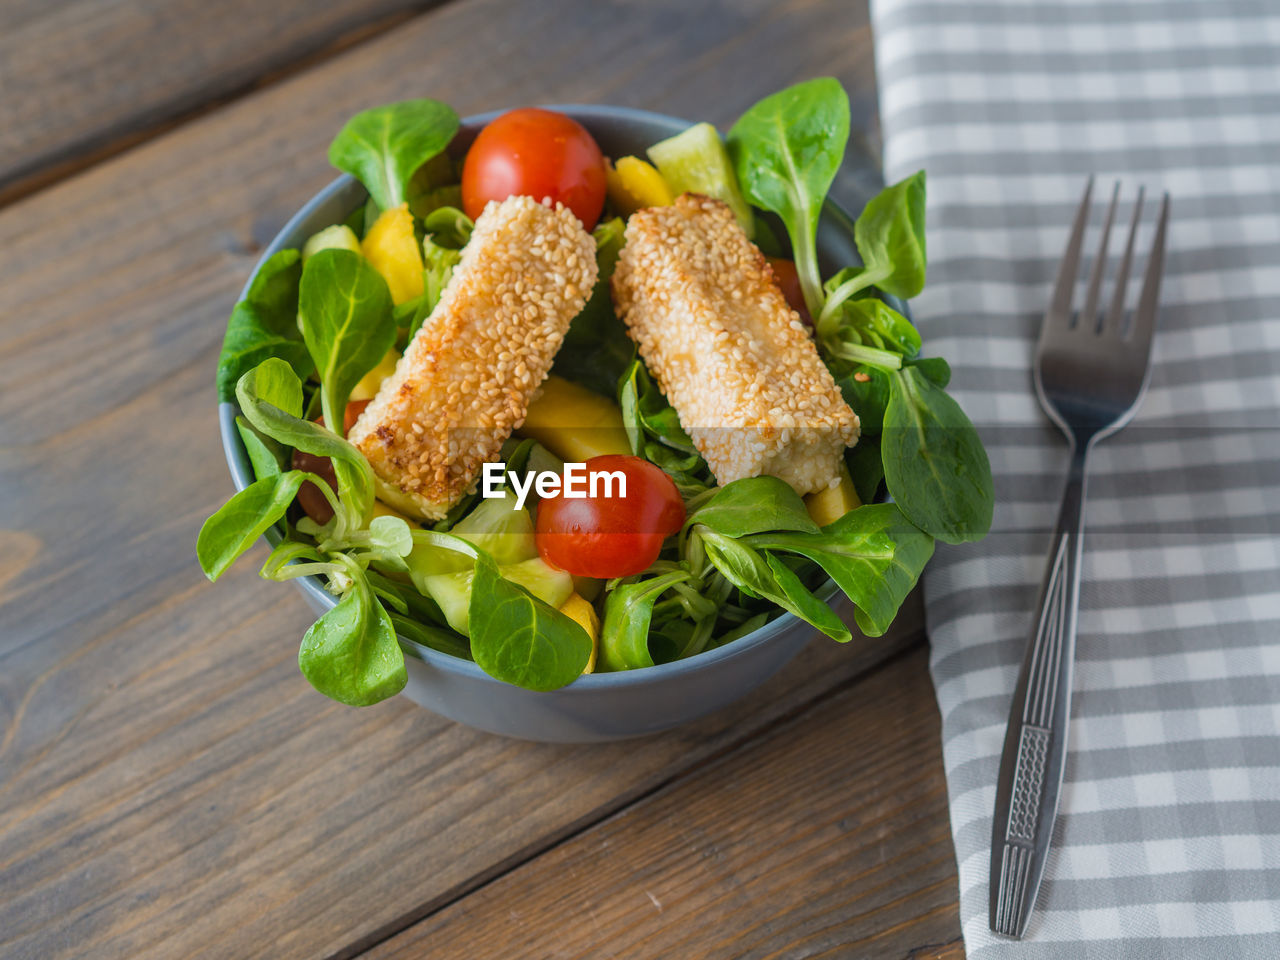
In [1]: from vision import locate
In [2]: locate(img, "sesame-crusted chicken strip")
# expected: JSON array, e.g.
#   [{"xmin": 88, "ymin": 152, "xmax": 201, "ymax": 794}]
[
  {"xmin": 611, "ymin": 193, "xmax": 859, "ymax": 496},
  {"xmin": 348, "ymin": 195, "xmax": 597, "ymax": 520}
]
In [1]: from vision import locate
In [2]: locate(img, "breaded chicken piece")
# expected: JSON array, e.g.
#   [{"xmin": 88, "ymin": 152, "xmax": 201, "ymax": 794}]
[
  {"xmin": 611, "ymin": 193, "xmax": 859, "ymax": 495},
  {"xmin": 349, "ymin": 196, "xmax": 597, "ymax": 520}
]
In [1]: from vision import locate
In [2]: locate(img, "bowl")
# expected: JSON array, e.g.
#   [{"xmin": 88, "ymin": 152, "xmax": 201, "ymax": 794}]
[{"xmin": 219, "ymin": 104, "xmax": 868, "ymax": 742}]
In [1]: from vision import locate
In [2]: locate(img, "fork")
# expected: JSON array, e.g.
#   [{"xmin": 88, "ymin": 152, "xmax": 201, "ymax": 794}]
[{"xmin": 989, "ymin": 179, "xmax": 1170, "ymax": 939}]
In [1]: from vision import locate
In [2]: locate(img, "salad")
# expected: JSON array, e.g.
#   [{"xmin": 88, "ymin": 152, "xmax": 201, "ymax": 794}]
[{"xmin": 199, "ymin": 78, "xmax": 993, "ymax": 706}]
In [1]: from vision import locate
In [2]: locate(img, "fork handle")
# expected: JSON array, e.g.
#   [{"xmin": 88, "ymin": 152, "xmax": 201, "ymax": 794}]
[{"xmin": 990, "ymin": 444, "xmax": 1089, "ymax": 939}]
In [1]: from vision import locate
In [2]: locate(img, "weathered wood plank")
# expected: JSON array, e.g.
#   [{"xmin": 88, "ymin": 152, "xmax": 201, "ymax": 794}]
[
  {"xmin": 0, "ymin": 1, "xmax": 919, "ymax": 957},
  {"xmin": 909, "ymin": 939, "xmax": 968, "ymax": 959},
  {"xmin": 0, "ymin": 585, "xmax": 922, "ymax": 959},
  {"xmin": 0, "ymin": 0, "xmax": 446, "ymax": 205},
  {"xmin": 362, "ymin": 648, "xmax": 959, "ymax": 960}
]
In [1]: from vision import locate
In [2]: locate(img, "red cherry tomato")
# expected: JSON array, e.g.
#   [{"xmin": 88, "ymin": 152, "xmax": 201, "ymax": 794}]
[
  {"xmin": 766, "ymin": 257, "xmax": 812, "ymax": 325},
  {"xmin": 535, "ymin": 455, "xmax": 686, "ymax": 578},
  {"xmin": 292, "ymin": 399, "xmax": 372, "ymax": 524},
  {"xmin": 343, "ymin": 398, "xmax": 371, "ymax": 434},
  {"xmin": 293, "ymin": 446, "xmax": 338, "ymax": 525},
  {"xmin": 461, "ymin": 108, "xmax": 607, "ymax": 230}
]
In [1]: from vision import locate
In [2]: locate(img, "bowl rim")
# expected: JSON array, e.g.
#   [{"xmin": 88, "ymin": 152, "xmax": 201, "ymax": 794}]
[{"xmin": 218, "ymin": 102, "xmax": 860, "ymax": 692}]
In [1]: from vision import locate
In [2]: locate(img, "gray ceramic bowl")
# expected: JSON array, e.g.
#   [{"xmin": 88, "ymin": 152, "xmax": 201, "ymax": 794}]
[{"xmin": 219, "ymin": 105, "xmax": 869, "ymax": 742}]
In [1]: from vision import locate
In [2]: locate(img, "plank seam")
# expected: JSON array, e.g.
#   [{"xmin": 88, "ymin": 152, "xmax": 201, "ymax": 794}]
[
  {"xmin": 333, "ymin": 633, "xmax": 931, "ymax": 960},
  {"xmin": 0, "ymin": 0, "xmax": 456, "ymax": 210}
]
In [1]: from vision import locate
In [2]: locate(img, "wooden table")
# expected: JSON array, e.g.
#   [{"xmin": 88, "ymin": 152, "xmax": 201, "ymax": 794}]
[{"xmin": 0, "ymin": 1, "xmax": 963, "ymax": 956}]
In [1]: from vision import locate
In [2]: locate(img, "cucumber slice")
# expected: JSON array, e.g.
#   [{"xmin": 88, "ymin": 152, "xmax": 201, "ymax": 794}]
[
  {"xmin": 525, "ymin": 442, "xmax": 565, "ymax": 481},
  {"xmin": 422, "ymin": 556, "xmax": 573, "ymax": 635},
  {"xmin": 420, "ymin": 568, "xmax": 472, "ymax": 634},
  {"xmin": 647, "ymin": 122, "xmax": 754, "ymax": 237},
  {"xmin": 302, "ymin": 224, "xmax": 361, "ymax": 263},
  {"xmin": 452, "ymin": 490, "xmax": 536, "ymax": 565},
  {"xmin": 500, "ymin": 557, "xmax": 574, "ymax": 611},
  {"xmin": 405, "ymin": 491, "xmax": 546, "ymax": 630}
]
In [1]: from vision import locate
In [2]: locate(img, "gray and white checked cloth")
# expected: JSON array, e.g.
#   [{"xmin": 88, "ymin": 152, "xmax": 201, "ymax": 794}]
[{"xmin": 869, "ymin": 0, "xmax": 1280, "ymax": 956}]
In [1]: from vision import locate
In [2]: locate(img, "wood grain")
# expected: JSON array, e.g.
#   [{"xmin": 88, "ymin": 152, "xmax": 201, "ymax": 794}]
[
  {"xmin": 0, "ymin": 0, "xmax": 445, "ymax": 205},
  {"xmin": 908, "ymin": 940, "xmax": 967, "ymax": 960},
  {"xmin": 364, "ymin": 648, "xmax": 959, "ymax": 960},
  {"xmin": 0, "ymin": 1, "xmax": 952, "ymax": 958},
  {"xmin": 0, "ymin": 578, "xmax": 924, "ymax": 960}
]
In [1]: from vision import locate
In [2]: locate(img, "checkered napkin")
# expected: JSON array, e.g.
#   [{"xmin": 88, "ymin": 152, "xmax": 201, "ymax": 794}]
[{"xmin": 868, "ymin": 0, "xmax": 1280, "ymax": 955}]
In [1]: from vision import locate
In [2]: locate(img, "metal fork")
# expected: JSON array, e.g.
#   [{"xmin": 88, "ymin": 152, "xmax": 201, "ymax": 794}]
[{"xmin": 989, "ymin": 179, "xmax": 1170, "ymax": 939}]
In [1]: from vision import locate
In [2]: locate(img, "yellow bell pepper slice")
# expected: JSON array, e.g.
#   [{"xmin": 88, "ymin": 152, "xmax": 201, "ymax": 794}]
[
  {"xmin": 371, "ymin": 498, "xmax": 415, "ymax": 524},
  {"xmin": 520, "ymin": 375, "xmax": 632, "ymax": 461},
  {"xmin": 606, "ymin": 156, "xmax": 675, "ymax": 217},
  {"xmin": 804, "ymin": 462, "xmax": 861, "ymax": 527},
  {"xmin": 361, "ymin": 203, "xmax": 424, "ymax": 305},
  {"xmin": 349, "ymin": 348, "xmax": 400, "ymax": 401},
  {"xmin": 559, "ymin": 592, "xmax": 601, "ymax": 674}
]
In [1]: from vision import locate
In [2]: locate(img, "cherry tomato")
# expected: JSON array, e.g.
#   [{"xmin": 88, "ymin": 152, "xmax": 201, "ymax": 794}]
[
  {"xmin": 293, "ymin": 447, "xmax": 338, "ymax": 525},
  {"xmin": 343, "ymin": 398, "xmax": 371, "ymax": 434},
  {"xmin": 535, "ymin": 455, "xmax": 686, "ymax": 578},
  {"xmin": 462, "ymin": 108, "xmax": 607, "ymax": 230},
  {"xmin": 292, "ymin": 399, "xmax": 372, "ymax": 524},
  {"xmin": 766, "ymin": 257, "xmax": 811, "ymax": 325}
]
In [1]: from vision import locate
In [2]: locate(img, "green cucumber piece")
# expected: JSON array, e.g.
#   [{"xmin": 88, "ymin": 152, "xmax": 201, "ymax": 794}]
[
  {"xmin": 423, "ymin": 556, "xmax": 573, "ymax": 635},
  {"xmin": 499, "ymin": 557, "xmax": 574, "ymax": 611},
  {"xmin": 647, "ymin": 122, "xmax": 754, "ymax": 237},
  {"xmin": 525, "ymin": 443, "xmax": 565, "ymax": 480},
  {"xmin": 404, "ymin": 492, "xmax": 540, "ymax": 607},
  {"xmin": 452, "ymin": 490, "xmax": 537, "ymax": 565},
  {"xmin": 420, "ymin": 568, "xmax": 472, "ymax": 634},
  {"xmin": 302, "ymin": 224, "xmax": 361, "ymax": 263}
]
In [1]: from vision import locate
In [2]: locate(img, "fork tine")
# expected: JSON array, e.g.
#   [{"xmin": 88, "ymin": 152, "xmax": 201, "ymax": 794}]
[
  {"xmin": 1081, "ymin": 182, "xmax": 1120, "ymax": 332},
  {"xmin": 1047, "ymin": 177, "xmax": 1094, "ymax": 329},
  {"xmin": 1105, "ymin": 186, "xmax": 1145, "ymax": 335},
  {"xmin": 1128, "ymin": 192, "xmax": 1170, "ymax": 354}
]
